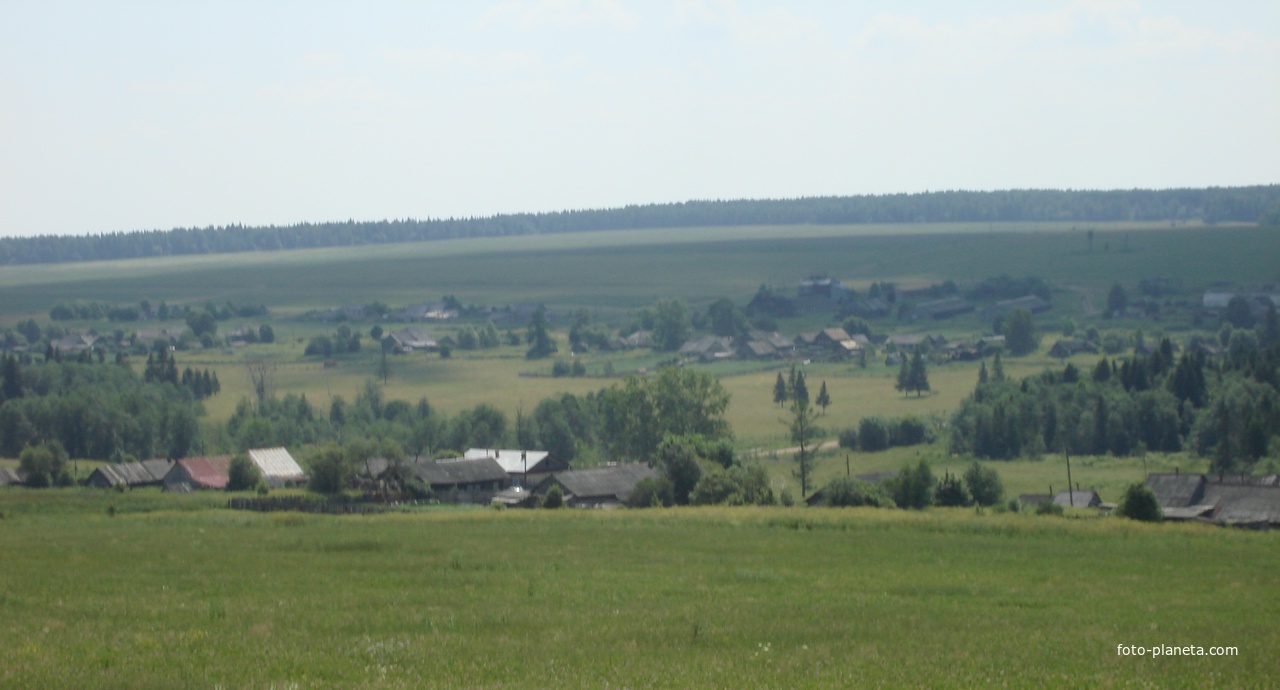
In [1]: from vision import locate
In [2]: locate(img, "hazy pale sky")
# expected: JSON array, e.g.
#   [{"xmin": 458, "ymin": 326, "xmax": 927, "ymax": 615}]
[{"xmin": 2, "ymin": 1, "xmax": 1277, "ymax": 237}]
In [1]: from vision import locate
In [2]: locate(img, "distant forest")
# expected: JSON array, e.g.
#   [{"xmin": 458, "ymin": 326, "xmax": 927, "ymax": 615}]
[{"xmin": 4, "ymin": 186, "xmax": 1278, "ymax": 266}]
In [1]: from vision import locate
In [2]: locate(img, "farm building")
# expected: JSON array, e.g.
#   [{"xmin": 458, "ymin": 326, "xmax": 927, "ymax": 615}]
[
  {"xmin": 464, "ymin": 448, "xmax": 571, "ymax": 487},
  {"xmin": 884, "ymin": 334, "xmax": 946, "ymax": 351},
  {"xmin": 411, "ymin": 457, "xmax": 510, "ymax": 504},
  {"xmin": 163, "ymin": 456, "xmax": 233, "ymax": 492},
  {"xmin": 1144, "ymin": 473, "xmax": 1280, "ymax": 528},
  {"xmin": 86, "ymin": 459, "xmax": 173, "ymax": 489},
  {"xmin": 388, "ymin": 328, "xmax": 438, "ymax": 352},
  {"xmin": 678, "ymin": 336, "xmax": 735, "ymax": 362},
  {"xmin": 247, "ymin": 447, "xmax": 307, "ymax": 488},
  {"xmin": 0, "ymin": 466, "xmax": 24, "ymax": 487},
  {"xmin": 983, "ymin": 295, "xmax": 1051, "ymax": 321},
  {"xmin": 908, "ymin": 297, "xmax": 976, "ymax": 321},
  {"xmin": 1048, "ymin": 338, "xmax": 1098, "ymax": 359},
  {"xmin": 1053, "ymin": 489, "xmax": 1102, "ymax": 508},
  {"xmin": 534, "ymin": 463, "xmax": 658, "ymax": 509},
  {"xmin": 796, "ymin": 276, "xmax": 850, "ymax": 302}
]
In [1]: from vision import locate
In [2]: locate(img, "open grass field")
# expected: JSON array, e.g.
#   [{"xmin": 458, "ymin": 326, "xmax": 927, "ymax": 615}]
[
  {"xmin": 0, "ymin": 491, "xmax": 1275, "ymax": 689},
  {"xmin": 0, "ymin": 222, "xmax": 1274, "ymax": 319}
]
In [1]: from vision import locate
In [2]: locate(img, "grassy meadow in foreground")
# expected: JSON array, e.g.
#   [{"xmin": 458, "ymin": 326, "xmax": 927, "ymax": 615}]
[{"xmin": 0, "ymin": 492, "xmax": 1276, "ymax": 689}]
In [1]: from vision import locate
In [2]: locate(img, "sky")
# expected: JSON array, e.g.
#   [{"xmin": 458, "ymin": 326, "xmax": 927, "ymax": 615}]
[{"xmin": 1, "ymin": 1, "xmax": 1277, "ymax": 238}]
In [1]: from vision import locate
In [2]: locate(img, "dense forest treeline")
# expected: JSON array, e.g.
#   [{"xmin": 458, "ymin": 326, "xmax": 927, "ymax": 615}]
[{"xmin": 4, "ymin": 186, "xmax": 1278, "ymax": 266}]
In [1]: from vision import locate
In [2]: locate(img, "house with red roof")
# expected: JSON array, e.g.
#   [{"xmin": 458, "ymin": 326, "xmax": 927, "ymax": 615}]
[{"xmin": 162, "ymin": 455, "xmax": 232, "ymax": 492}]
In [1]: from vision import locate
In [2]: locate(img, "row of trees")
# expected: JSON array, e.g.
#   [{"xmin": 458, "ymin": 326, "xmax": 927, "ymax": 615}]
[
  {"xmin": 950, "ymin": 335, "xmax": 1280, "ymax": 472},
  {"xmin": 0, "ymin": 357, "xmax": 203, "ymax": 461},
  {"xmin": 216, "ymin": 366, "xmax": 733, "ymax": 472},
  {"xmin": 5, "ymin": 186, "xmax": 1277, "ymax": 265},
  {"xmin": 814, "ymin": 461, "xmax": 1005, "ymax": 510}
]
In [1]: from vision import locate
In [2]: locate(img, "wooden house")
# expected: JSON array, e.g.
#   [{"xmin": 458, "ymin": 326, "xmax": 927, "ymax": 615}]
[
  {"xmin": 464, "ymin": 448, "xmax": 571, "ymax": 487},
  {"xmin": 163, "ymin": 456, "xmax": 232, "ymax": 492},
  {"xmin": 411, "ymin": 457, "xmax": 510, "ymax": 504},
  {"xmin": 86, "ymin": 459, "xmax": 173, "ymax": 489},
  {"xmin": 534, "ymin": 463, "xmax": 658, "ymax": 509}
]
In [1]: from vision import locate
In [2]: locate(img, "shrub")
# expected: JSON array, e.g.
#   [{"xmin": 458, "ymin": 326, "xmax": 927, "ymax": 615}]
[
  {"xmin": 226, "ymin": 454, "xmax": 260, "ymax": 492},
  {"xmin": 627, "ymin": 476, "xmax": 674, "ymax": 508},
  {"xmin": 307, "ymin": 444, "xmax": 349, "ymax": 495},
  {"xmin": 858, "ymin": 417, "xmax": 890, "ymax": 451},
  {"xmin": 1116, "ymin": 483, "xmax": 1162, "ymax": 522},
  {"xmin": 820, "ymin": 476, "xmax": 895, "ymax": 508},
  {"xmin": 542, "ymin": 484, "xmax": 564, "ymax": 509},
  {"xmin": 890, "ymin": 417, "xmax": 931, "ymax": 447},
  {"xmin": 778, "ymin": 488, "xmax": 795, "ymax": 507},
  {"xmin": 963, "ymin": 461, "xmax": 1005, "ymax": 507},
  {"xmin": 933, "ymin": 472, "xmax": 971, "ymax": 507},
  {"xmin": 1036, "ymin": 501, "xmax": 1064, "ymax": 516},
  {"xmin": 837, "ymin": 427, "xmax": 858, "ymax": 450},
  {"xmin": 691, "ymin": 465, "xmax": 774, "ymax": 506}
]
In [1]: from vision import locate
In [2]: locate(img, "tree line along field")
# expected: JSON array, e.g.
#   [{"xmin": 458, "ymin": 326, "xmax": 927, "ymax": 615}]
[
  {"xmin": 0, "ymin": 493, "xmax": 1276, "ymax": 689},
  {"xmin": 0, "ymin": 222, "xmax": 1273, "ymax": 317}
]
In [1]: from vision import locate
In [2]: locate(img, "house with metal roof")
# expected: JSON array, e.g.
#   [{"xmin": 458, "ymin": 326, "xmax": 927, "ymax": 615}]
[
  {"xmin": 388, "ymin": 328, "xmax": 438, "ymax": 352},
  {"xmin": 0, "ymin": 466, "xmax": 24, "ymax": 487},
  {"xmin": 247, "ymin": 447, "xmax": 307, "ymax": 488},
  {"xmin": 464, "ymin": 448, "xmax": 570, "ymax": 487},
  {"xmin": 534, "ymin": 463, "xmax": 658, "ymax": 509},
  {"xmin": 86, "ymin": 459, "xmax": 173, "ymax": 489},
  {"xmin": 163, "ymin": 456, "xmax": 233, "ymax": 492}
]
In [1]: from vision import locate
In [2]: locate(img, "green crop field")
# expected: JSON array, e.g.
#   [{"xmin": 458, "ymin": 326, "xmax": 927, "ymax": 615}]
[
  {"xmin": 0, "ymin": 222, "xmax": 1273, "ymax": 319},
  {"xmin": 0, "ymin": 492, "xmax": 1275, "ymax": 689}
]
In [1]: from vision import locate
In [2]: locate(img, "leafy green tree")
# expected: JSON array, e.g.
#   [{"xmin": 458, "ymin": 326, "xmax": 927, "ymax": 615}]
[
  {"xmin": 816, "ymin": 381, "xmax": 831, "ymax": 413},
  {"xmin": 1004, "ymin": 308, "xmax": 1038, "ymax": 356},
  {"xmin": 226, "ymin": 454, "xmax": 260, "ymax": 492},
  {"xmin": 656, "ymin": 437, "xmax": 704, "ymax": 505},
  {"xmin": 307, "ymin": 443, "xmax": 349, "ymax": 495},
  {"xmin": 1116, "ymin": 483, "xmax": 1162, "ymax": 522},
  {"xmin": 651, "ymin": 298, "xmax": 691, "ymax": 352},
  {"xmin": 962, "ymin": 462, "xmax": 1004, "ymax": 507},
  {"xmin": 1106, "ymin": 283, "xmax": 1128, "ymax": 318},
  {"xmin": 1223, "ymin": 295, "xmax": 1256, "ymax": 329},
  {"xmin": 18, "ymin": 442, "xmax": 68, "ymax": 488},
  {"xmin": 600, "ymin": 368, "xmax": 731, "ymax": 461},
  {"xmin": 707, "ymin": 298, "xmax": 746, "ymax": 338},
  {"xmin": 887, "ymin": 460, "xmax": 934, "ymax": 510},
  {"xmin": 186, "ymin": 310, "xmax": 217, "ymax": 339}
]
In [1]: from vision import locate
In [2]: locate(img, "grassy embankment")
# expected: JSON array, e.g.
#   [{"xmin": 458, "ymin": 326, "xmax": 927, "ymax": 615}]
[{"xmin": 0, "ymin": 491, "xmax": 1275, "ymax": 689}]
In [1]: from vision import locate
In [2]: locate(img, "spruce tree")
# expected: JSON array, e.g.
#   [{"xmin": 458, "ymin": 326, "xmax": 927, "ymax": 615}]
[
  {"xmin": 816, "ymin": 381, "xmax": 831, "ymax": 414},
  {"xmin": 773, "ymin": 372, "xmax": 788, "ymax": 407}
]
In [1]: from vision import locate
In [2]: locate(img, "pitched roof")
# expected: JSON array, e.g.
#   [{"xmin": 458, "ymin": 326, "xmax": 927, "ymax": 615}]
[
  {"xmin": 1053, "ymin": 489, "xmax": 1101, "ymax": 507},
  {"xmin": 414, "ymin": 457, "xmax": 509, "ymax": 487},
  {"xmin": 170, "ymin": 455, "xmax": 232, "ymax": 489},
  {"xmin": 0, "ymin": 466, "xmax": 23, "ymax": 486},
  {"xmin": 89, "ymin": 459, "xmax": 172, "ymax": 487},
  {"xmin": 1144, "ymin": 473, "xmax": 1207, "ymax": 508},
  {"xmin": 543, "ymin": 463, "xmax": 657, "ymax": 503},
  {"xmin": 464, "ymin": 449, "xmax": 562, "ymax": 475},
  {"xmin": 247, "ymin": 447, "xmax": 306, "ymax": 481}
]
